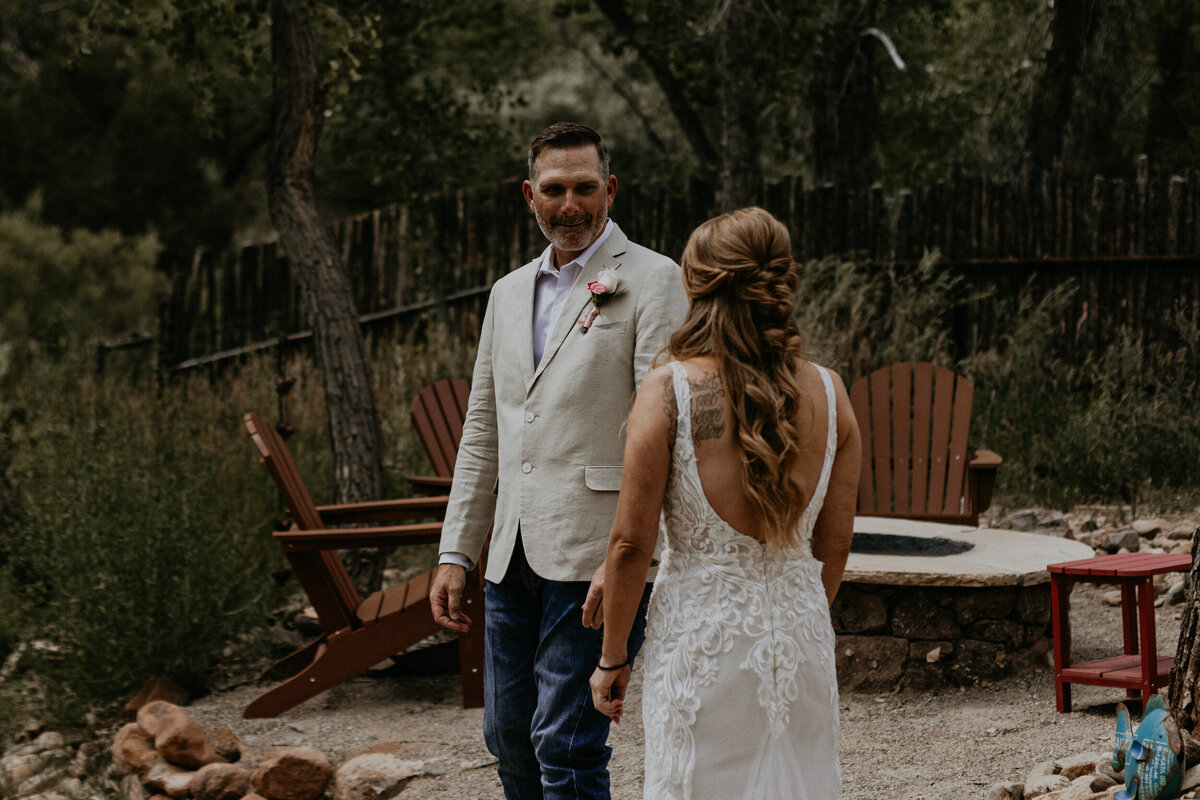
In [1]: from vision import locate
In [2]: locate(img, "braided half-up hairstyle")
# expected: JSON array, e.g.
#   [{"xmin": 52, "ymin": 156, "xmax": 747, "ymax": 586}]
[{"xmin": 668, "ymin": 207, "xmax": 809, "ymax": 547}]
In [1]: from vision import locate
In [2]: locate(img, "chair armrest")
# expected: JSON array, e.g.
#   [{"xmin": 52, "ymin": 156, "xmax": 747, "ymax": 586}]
[
  {"xmin": 967, "ymin": 449, "xmax": 1003, "ymax": 520},
  {"xmin": 274, "ymin": 522, "xmax": 443, "ymax": 552},
  {"xmin": 970, "ymin": 449, "xmax": 1003, "ymax": 468},
  {"xmin": 409, "ymin": 475, "xmax": 453, "ymax": 496},
  {"xmin": 315, "ymin": 495, "xmax": 449, "ymax": 525}
]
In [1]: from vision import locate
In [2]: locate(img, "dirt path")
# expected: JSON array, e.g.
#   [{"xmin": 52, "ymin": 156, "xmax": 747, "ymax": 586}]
[{"xmin": 184, "ymin": 582, "xmax": 1184, "ymax": 799}]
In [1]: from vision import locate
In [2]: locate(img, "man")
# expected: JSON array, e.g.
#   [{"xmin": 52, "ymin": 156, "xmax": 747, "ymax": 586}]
[{"xmin": 429, "ymin": 122, "xmax": 688, "ymax": 800}]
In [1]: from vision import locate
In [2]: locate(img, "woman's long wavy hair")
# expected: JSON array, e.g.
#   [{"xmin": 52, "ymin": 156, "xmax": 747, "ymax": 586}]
[{"xmin": 668, "ymin": 207, "xmax": 809, "ymax": 546}]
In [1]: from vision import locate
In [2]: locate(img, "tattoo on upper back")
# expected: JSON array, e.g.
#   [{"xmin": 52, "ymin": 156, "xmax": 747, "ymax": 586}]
[{"xmin": 689, "ymin": 372, "xmax": 726, "ymax": 442}]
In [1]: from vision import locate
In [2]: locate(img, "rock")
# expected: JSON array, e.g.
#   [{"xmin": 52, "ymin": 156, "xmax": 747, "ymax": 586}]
[
  {"xmin": 57, "ymin": 777, "xmax": 87, "ymax": 799},
  {"xmin": 1025, "ymin": 773, "xmax": 1070, "ymax": 797},
  {"xmin": 332, "ymin": 752, "xmax": 429, "ymax": 800},
  {"xmin": 208, "ymin": 726, "xmax": 245, "ymax": 764},
  {"xmin": 250, "ymin": 747, "xmax": 332, "ymax": 800},
  {"xmin": 1102, "ymin": 528, "xmax": 1141, "ymax": 553},
  {"xmin": 1089, "ymin": 772, "xmax": 1117, "ymax": 791},
  {"xmin": 9, "ymin": 761, "xmax": 35, "ymax": 784},
  {"xmin": 1167, "ymin": 525, "xmax": 1197, "ymax": 541},
  {"xmin": 834, "ymin": 635, "xmax": 908, "ymax": 693},
  {"xmin": 119, "ymin": 774, "xmax": 147, "ymax": 800},
  {"xmin": 1165, "ymin": 579, "xmax": 1188, "ymax": 606},
  {"xmin": 1183, "ymin": 762, "xmax": 1200, "ymax": 792},
  {"xmin": 1057, "ymin": 753, "xmax": 1102, "ymax": 780},
  {"xmin": 1002, "ymin": 510, "xmax": 1038, "ymax": 531},
  {"xmin": 983, "ymin": 780, "xmax": 1024, "ymax": 800},
  {"xmin": 144, "ymin": 760, "xmax": 195, "ymax": 799},
  {"xmin": 1185, "ymin": 730, "xmax": 1200, "ymax": 764},
  {"xmin": 1049, "ymin": 782, "xmax": 1097, "ymax": 800},
  {"xmin": 830, "ymin": 586, "xmax": 889, "ymax": 634},
  {"xmin": 1101, "ymin": 591, "xmax": 1123, "ymax": 606},
  {"xmin": 1132, "ymin": 518, "xmax": 1168, "ymax": 536},
  {"xmin": 968, "ymin": 619, "xmax": 1024, "ymax": 649},
  {"xmin": 893, "ymin": 590, "xmax": 961, "ymax": 639},
  {"xmin": 124, "ymin": 677, "xmax": 190, "ymax": 721},
  {"xmin": 955, "ymin": 588, "xmax": 1017, "ymax": 625},
  {"xmin": 1016, "ymin": 585, "xmax": 1053, "ymax": 625},
  {"xmin": 899, "ymin": 661, "xmax": 948, "ymax": 691},
  {"xmin": 153, "ymin": 706, "xmax": 221, "ymax": 768},
  {"xmin": 135, "ymin": 701, "xmax": 179, "ymax": 738},
  {"xmin": 1026, "ymin": 759, "xmax": 1059, "ymax": 782},
  {"xmin": 268, "ymin": 625, "xmax": 308, "ymax": 658},
  {"xmin": 35, "ymin": 732, "xmax": 65, "ymax": 751},
  {"xmin": 113, "ymin": 722, "xmax": 159, "ymax": 777},
  {"xmin": 190, "ymin": 763, "xmax": 252, "ymax": 800}
]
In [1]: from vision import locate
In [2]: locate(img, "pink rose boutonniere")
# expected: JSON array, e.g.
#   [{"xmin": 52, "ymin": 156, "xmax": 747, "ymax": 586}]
[{"xmin": 579, "ymin": 269, "xmax": 624, "ymax": 334}]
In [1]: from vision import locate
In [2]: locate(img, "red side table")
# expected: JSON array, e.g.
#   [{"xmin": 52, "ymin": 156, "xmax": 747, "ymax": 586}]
[{"xmin": 1048, "ymin": 552, "xmax": 1191, "ymax": 712}]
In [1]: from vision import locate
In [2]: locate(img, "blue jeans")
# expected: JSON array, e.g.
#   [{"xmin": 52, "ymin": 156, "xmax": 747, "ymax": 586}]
[{"xmin": 483, "ymin": 534, "xmax": 651, "ymax": 800}]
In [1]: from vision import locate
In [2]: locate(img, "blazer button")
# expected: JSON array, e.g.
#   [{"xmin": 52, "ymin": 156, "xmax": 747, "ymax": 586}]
[
  {"xmin": 521, "ymin": 462, "xmax": 532, "ymax": 473},
  {"xmin": 525, "ymin": 411, "xmax": 535, "ymax": 423}
]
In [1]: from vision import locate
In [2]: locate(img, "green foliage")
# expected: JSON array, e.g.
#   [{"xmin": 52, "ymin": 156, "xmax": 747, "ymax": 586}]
[
  {"xmin": 794, "ymin": 255, "xmax": 1200, "ymax": 513},
  {"xmin": 0, "ymin": 199, "xmax": 164, "ymax": 372},
  {"xmin": 0, "ymin": 358, "xmax": 285, "ymax": 709}
]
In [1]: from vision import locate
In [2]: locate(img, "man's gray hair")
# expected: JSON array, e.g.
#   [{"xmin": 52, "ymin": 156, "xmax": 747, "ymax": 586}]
[{"xmin": 527, "ymin": 122, "xmax": 611, "ymax": 183}]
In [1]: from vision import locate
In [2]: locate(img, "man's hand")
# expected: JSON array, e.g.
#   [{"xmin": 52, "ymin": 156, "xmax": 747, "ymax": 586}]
[
  {"xmin": 430, "ymin": 563, "xmax": 471, "ymax": 633},
  {"xmin": 581, "ymin": 560, "xmax": 605, "ymax": 629}
]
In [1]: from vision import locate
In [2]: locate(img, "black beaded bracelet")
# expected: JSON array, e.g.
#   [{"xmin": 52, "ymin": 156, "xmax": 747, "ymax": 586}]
[{"xmin": 596, "ymin": 659, "xmax": 629, "ymax": 671}]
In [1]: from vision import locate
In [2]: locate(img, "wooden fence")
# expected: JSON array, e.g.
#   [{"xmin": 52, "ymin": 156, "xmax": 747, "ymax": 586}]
[{"xmin": 156, "ymin": 156, "xmax": 1200, "ymax": 371}]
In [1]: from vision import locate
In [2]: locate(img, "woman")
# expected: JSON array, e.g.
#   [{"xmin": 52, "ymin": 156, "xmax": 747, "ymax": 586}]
[{"xmin": 589, "ymin": 207, "xmax": 860, "ymax": 800}]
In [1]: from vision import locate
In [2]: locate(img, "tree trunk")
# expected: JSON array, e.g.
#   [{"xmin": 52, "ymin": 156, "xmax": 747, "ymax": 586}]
[
  {"xmin": 268, "ymin": 0, "xmax": 387, "ymax": 595},
  {"xmin": 717, "ymin": 0, "xmax": 762, "ymax": 212},
  {"xmin": 1170, "ymin": 528, "xmax": 1200, "ymax": 733},
  {"xmin": 1024, "ymin": 0, "xmax": 1097, "ymax": 173}
]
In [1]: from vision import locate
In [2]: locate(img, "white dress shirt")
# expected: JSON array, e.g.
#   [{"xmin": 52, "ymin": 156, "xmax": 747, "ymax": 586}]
[{"xmin": 440, "ymin": 221, "xmax": 617, "ymax": 570}]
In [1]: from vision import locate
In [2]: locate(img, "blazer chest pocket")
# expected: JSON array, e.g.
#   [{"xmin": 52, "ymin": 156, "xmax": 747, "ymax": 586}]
[
  {"xmin": 586, "ymin": 319, "xmax": 627, "ymax": 334},
  {"xmin": 584, "ymin": 465, "xmax": 623, "ymax": 492}
]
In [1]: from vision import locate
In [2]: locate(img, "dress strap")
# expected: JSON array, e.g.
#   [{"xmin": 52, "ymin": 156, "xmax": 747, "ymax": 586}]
[
  {"xmin": 666, "ymin": 361, "xmax": 693, "ymax": 459},
  {"xmin": 807, "ymin": 364, "xmax": 839, "ymax": 514}
]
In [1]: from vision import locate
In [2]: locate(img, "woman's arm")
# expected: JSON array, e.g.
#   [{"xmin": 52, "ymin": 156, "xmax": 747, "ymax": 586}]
[
  {"xmin": 589, "ymin": 364, "xmax": 675, "ymax": 722},
  {"xmin": 810, "ymin": 370, "xmax": 862, "ymax": 606}
]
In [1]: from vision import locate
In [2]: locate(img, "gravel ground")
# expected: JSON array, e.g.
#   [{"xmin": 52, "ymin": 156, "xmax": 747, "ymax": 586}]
[{"xmin": 184, "ymin": 580, "xmax": 1187, "ymax": 799}]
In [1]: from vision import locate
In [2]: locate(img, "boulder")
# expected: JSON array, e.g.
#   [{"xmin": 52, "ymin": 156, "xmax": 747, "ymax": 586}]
[
  {"xmin": 251, "ymin": 747, "xmax": 333, "ymax": 800},
  {"xmin": 124, "ymin": 678, "xmax": 189, "ymax": 721},
  {"xmin": 1001, "ymin": 510, "xmax": 1038, "ymax": 531},
  {"xmin": 9, "ymin": 761, "xmax": 35, "ymax": 784},
  {"xmin": 208, "ymin": 726, "xmax": 246, "ymax": 764},
  {"xmin": 135, "ymin": 702, "xmax": 178, "ymax": 738},
  {"xmin": 153, "ymin": 706, "xmax": 221, "ymax": 768},
  {"xmin": 1132, "ymin": 518, "xmax": 1168, "ymax": 536},
  {"xmin": 332, "ymin": 753, "xmax": 428, "ymax": 800},
  {"xmin": 830, "ymin": 586, "xmax": 889, "ymax": 634},
  {"xmin": 893, "ymin": 590, "xmax": 961, "ymax": 640},
  {"xmin": 189, "ymin": 763, "xmax": 252, "ymax": 800},
  {"xmin": 119, "ymin": 774, "xmax": 147, "ymax": 800},
  {"xmin": 35, "ymin": 732, "xmax": 65, "ymax": 751},
  {"xmin": 983, "ymin": 781, "xmax": 1024, "ymax": 800},
  {"xmin": 1057, "ymin": 752, "xmax": 1103, "ymax": 780},
  {"xmin": 1102, "ymin": 529, "xmax": 1140, "ymax": 553},
  {"xmin": 113, "ymin": 723, "xmax": 158, "ymax": 777},
  {"xmin": 1025, "ymin": 773, "xmax": 1070, "ymax": 797},
  {"xmin": 144, "ymin": 759, "xmax": 195, "ymax": 799},
  {"xmin": 954, "ymin": 588, "xmax": 1016, "ymax": 625}
]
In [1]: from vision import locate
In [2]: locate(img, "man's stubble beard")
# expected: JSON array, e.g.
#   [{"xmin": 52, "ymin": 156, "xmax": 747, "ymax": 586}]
[{"xmin": 533, "ymin": 203, "xmax": 609, "ymax": 261}]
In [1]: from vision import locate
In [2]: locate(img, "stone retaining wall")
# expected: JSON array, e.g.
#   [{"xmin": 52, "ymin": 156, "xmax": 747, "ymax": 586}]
[{"xmin": 832, "ymin": 582, "xmax": 1052, "ymax": 693}]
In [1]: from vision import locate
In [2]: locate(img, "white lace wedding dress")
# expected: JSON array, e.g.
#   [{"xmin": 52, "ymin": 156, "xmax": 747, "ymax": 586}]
[{"xmin": 640, "ymin": 361, "xmax": 841, "ymax": 800}]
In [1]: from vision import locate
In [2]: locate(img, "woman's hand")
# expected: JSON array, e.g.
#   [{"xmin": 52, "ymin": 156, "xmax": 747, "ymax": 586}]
[{"xmin": 589, "ymin": 664, "xmax": 631, "ymax": 724}]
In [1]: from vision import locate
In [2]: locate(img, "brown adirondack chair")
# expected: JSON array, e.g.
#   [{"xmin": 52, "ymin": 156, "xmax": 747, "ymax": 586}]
[
  {"xmin": 407, "ymin": 378, "xmax": 471, "ymax": 495},
  {"xmin": 243, "ymin": 413, "xmax": 484, "ymax": 717},
  {"xmin": 849, "ymin": 363, "xmax": 1002, "ymax": 526}
]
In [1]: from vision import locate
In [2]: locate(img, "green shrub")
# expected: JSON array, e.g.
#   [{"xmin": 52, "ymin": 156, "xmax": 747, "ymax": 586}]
[{"xmin": 2, "ymin": 359, "xmax": 284, "ymax": 706}]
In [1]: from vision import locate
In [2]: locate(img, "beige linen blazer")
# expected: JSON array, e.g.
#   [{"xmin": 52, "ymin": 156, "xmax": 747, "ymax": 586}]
[{"xmin": 439, "ymin": 225, "xmax": 688, "ymax": 583}]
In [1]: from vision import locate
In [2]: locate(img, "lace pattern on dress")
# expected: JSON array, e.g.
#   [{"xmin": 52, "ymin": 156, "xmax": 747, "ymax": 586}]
[{"xmin": 641, "ymin": 361, "xmax": 840, "ymax": 800}]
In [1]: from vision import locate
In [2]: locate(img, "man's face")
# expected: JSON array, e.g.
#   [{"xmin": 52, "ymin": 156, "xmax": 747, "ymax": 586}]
[{"xmin": 522, "ymin": 144, "xmax": 617, "ymax": 266}]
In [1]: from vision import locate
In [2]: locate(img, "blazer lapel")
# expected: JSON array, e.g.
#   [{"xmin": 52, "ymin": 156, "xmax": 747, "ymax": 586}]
[
  {"xmin": 511, "ymin": 261, "xmax": 538, "ymax": 388},
  {"xmin": 531, "ymin": 226, "xmax": 629, "ymax": 386}
]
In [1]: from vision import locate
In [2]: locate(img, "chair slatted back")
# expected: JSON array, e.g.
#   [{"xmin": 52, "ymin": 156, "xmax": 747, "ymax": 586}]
[
  {"xmin": 245, "ymin": 413, "xmax": 361, "ymax": 631},
  {"xmin": 410, "ymin": 379, "xmax": 471, "ymax": 478},
  {"xmin": 850, "ymin": 363, "xmax": 976, "ymax": 520}
]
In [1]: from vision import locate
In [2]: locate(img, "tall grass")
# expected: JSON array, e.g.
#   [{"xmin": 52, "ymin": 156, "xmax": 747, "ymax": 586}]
[{"xmin": 795, "ymin": 252, "xmax": 1200, "ymax": 515}]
